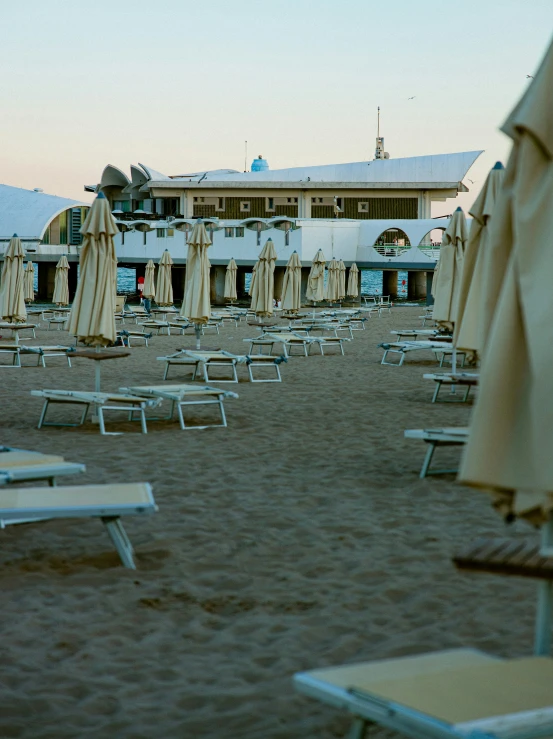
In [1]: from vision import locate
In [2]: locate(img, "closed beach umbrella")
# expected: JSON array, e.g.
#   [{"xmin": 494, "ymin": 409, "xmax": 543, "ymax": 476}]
[
  {"xmin": 248, "ymin": 261, "xmax": 258, "ymax": 297},
  {"xmin": 68, "ymin": 192, "xmax": 117, "ymax": 347},
  {"xmin": 306, "ymin": 249, "xmax": 326, "ymax": 304},
  {"xmin": 459, "ymin": 39, "xmax": 553, "ymax": 525},
  {"xmin": 347, "ymin": 263, "xmax": 359, "ymax": 298},
  {"xmin": 181, "ymin": 220, "xmax": 211, "ymax": 348},
  {"xmin": 156, "ymin": 249, "xmax": 174, "ymax": 306},
  {"xmin": 281, "ymin": 251, "xmax": 301, "ymax": 313},
  {"xmin": 337, "ymin": 259, "xmax": 346, "ymax": 300},
  {"xmin": 325, "ymin": 258, "xmax": 340, "ymax": 303},
  {"xmin": 143, "ymin": 259, "xmax": 156, "ymax": 300},
  {"xmin": 0, "ymin": 234, "xmax": 27, "ymax": 322},
  {"xmin": 251, "ymin": 238, "xmax": 277, "ymax": 317},
  {"xmin": 454, "ymin": 162, "xmax": 505, "ymax": 361},
  {"xmin": 52, "ymin": 255, "xmax": 70, "ymax": 306},
  {"xmin": 224, "ymin": 258, "xmax": 237, "ymax": 301},
  {"xmin": 24, "ymin": 261, "xmax": 35, "ymax": 303},
  {"xmin": 432, "ymin": 207, "xmax": 468, "ymax": 331}
]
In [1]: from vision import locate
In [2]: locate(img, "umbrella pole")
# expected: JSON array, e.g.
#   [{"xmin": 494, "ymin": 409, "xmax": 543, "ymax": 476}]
[
  {"xmin": 535, "ymin": 515, "xmax": 553, "ymax": 655},
  {"xmin": 195, "ymin": 323, "xmax": 201, "ymax": 350}
]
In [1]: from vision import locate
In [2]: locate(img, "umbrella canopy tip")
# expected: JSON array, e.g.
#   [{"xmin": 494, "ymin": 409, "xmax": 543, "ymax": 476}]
[
  {"xmin": 493, "ymin": 161, "xmax": 505, "ymax": 169},
  {"xmin": 455, "ymin": 206, "xmax": 463, "ymax": 212},
  {"xmin": 97, "ymin": 192, "xmax": 106, "ymax": 200},
  {"xmin": 12, "ymin": 233, "xmax": 17, "ymax": 237}
]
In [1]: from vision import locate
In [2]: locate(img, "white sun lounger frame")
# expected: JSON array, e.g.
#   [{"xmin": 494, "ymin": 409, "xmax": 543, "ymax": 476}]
[
  {"xmin": 0, "ymin": 482, "xmax": 156, "ymax": 569},
  {"xmin": 380, "ymin": 341, "xmax": 453, "ymax": 366},
  {"xmin": 404, "ymin": 428, "xmax": 469, "ymax": 478},
  {"xmin": 423, "ymin": 373, "xmax": 479, "ymax": 404}
]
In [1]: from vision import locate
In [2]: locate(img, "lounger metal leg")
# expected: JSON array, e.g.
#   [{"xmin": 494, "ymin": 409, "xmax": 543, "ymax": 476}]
[
  {"xmin": 97, "ymin": 407, "xmax": 107, "ymax": 435},
  {"xmin": 164, "ymin": 362, "xmax": 169, "ymax": 380},
  {"xmin": 219, "ymin": 398, "xmax": 227, "ymax": 428},
  {"xmin": 463, "ymin": 385, "xmax": 471, "ymax": 402},
  {"xmin": 102, "ymin": 517, "xmax": 136, "ymax": 569},
  {"xmin": 432, "ymin": 382, "xmax": 442, "ymax": 403},
  {"xmin": 140, "ymin": 408, "xmax": 148, "ymax": 434},
  {"xmin": 203, "ymin": 364, "xmax": 209, "ymax": 382},
  {"xmin": 347, "ymin": 717, "xmax": 368, "ymax": 739},
  {"xmin": 38, "ymin": 400, "xmax": 49, "ymax": 429},
  {"xmin": 420, "ymin": 443, "xmax": 437, "ymax": 479}
]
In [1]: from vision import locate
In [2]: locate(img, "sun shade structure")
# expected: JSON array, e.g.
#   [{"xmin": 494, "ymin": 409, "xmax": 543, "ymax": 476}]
[
  {"xmin": 459, "ymin": 38, "xmax": 553, "ymax": 526},
  {"xmin": 454, "ymin": 163, "xmax": 505, "ymax": 362},
  {"xmin": 250, "ymin": 238, "xmax": 277, "ymax": 317},
  {"xmin": 67, "ymin": 193, "xmax": 117, "ymax": 347},
  {"xmin": 52, "ymin": 255, "xmax": 70, "ymax": 306},
  {"xmin": 306, "ymin": 249, "xmax": 326, "ymax": 304},
  {"xmin": 224, "ymin": 258, "xmax": 237, "ymax": 301},
  {"xmin": 281, "ymin": 251, "xmax": 302, "ymax": 313},
  {"xmin": 0, "ymin": 234, "xmax": 27, "ymax": 322},
  {"xmin": 23, "ymin": 261, "xmax": 35, "ymax": 303},
  {"xmin": 143, "ymin": 259, "xmax": 156, "ymax": 300},
  {"xmin": 347, "ymin": 263, "xmax": 359, "ymax": 298},
  {"xmin": 156, "ymin": 250, "xmax": 174, "ymax": 306},
  {"xmin": 181, "ymin": 220, "xmax": 211, "ymax": 348},
  {"xmin": 337, "ymin": 259, "xmax": 346, "ymax": 300},
  {"xmin": 431, "ymin": 207, "xmax": 468, "ymax": 331},
  {"xmin": 324, "ymin": 258, "xmax": 340, "ymax": 303}
]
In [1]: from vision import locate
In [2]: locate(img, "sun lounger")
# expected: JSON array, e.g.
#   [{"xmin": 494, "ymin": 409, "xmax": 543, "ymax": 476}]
[
  {"xmin": 391, "ymin": 329, "xmax": 447, "ymax": 341},
  {"xmin": 404, "ymin": 427, "xmax": 469, "ymax": 478},
  {"xmin": 294, "ymin": 649, "xmax": 553, "ymax": 739},
  {"xmin": 0, "ymin": 450, "xmax": 85, "ymax": 486},
  {"xmin": 21, "ymin": 345, "xmax": 73, "ymax": 367},
  {"xmin": 117, "ymin": 330, "xmax": 154, "ymax": 347},
  {"xmin": 379, "ymin": 340, "xmax": 453, "ymax": 366},
  {"xmin": 121, "ymin": 384, "xmax": 238, "ymax": 430},
  {"xmin": 31, "ymin": 389, "xmax": 161, "ymax": 435},
  {"xmin": 0, "ymin": 343, "xmax": 21, "ymax": 367},
  {"xmin": 424, "ymin": 372, "xmax": 479, "ymax": 403},
  {"xmin": 159, "ymin": 349, "xmax": 246, "ymax": 382},
  {"xmin": 262, "ymin": 332, "xmax": 349, "ymax": 357},
  {"xmin": 139, "ymin": 320, "xmax": 172, "ymax": 335},
  {"xmin": 0, "ymin": 323, "xmax": 37, "ymax": 341},
  {"xmin": 0, "ymin": 482, "xmax": 156, "ymax": 568}
]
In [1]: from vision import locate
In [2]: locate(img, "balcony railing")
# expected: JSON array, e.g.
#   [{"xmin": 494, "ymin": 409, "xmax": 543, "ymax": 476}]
[{"xmin": 372, "ymin": 244, "xmax": 441, "ymax": 259}]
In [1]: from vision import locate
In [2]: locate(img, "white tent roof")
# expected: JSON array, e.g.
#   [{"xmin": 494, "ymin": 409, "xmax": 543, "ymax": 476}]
[{"xmin": 0, "ymin": 184, "xmax": 88, "ymax": 240}]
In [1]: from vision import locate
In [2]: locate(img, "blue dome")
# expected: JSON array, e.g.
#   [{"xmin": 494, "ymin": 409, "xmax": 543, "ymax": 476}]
[{"xmin": 251, "ymin": 155, "xmax": 269, "ymax": 172}]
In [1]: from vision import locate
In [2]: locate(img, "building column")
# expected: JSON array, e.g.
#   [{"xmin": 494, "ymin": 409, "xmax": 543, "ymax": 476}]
[
  {"xmin": 298, "ymin": 192, "xmax": 311, "ymax": 219},
  {"xmin": 210, "ymin": 265, "xmax": 226, "ymax": 305},
  {"xmin": 407, "ymin": 270, "xmax": 426, "ymax": 300},
  {"xmin": 426, "ymin": 271, "xmax": 435, "ymax": 306},
  {"xmin": 37, "ymin": 262, "xmax": 56, "ymax": 301},
  {"xmin": 185, "ymin": 191, "xmax": 194, "ymax": 219},
  {"xmin": 382, "ymin": 270, "xmax": 398, "ymax": 299},
  {"xmin": 273, "ymin": 266, "xmax": 285, "ymax": 301}
]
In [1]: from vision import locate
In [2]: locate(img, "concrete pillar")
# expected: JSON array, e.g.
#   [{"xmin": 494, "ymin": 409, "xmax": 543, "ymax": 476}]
[
  {"xmin": 172, "ymin": 266, "xmax": 186, "ymax": 301},
  {"xmin": 273, "ymin": 266, "xmax": 285, "ymax": 300},
  {"xmin": 382, "ymin": 270, "xmax": 398, "ymax": 300},
  {"xmin": 407, "ymin": 270, "xmax": 426, "ymax": 301},
  {"xmin": 300, "ymin": 267, "xmax": 310, "ymax": 305},
  {"xmin": 426, "ymin": 271, "xmax": 435, "ymax": 306},
  {"xmin": 236, "ymin": 266, "xmax": 247, "ymax": 299},
  {"xmin": 210, "ymin": 265, "xmax": 226, "ymax": 305},
  {"xmin": 37, "ymin": 262, "xmax": 56, "ymax": 301},
  {"xmin": 68, "ymin": 261, "xmax": 78, "ymax": 300}
]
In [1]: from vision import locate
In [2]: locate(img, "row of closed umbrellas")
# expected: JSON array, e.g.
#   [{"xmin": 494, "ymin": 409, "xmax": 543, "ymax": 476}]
[{"xmin": 428, "ymin": 35, "xmax": 553, "ymax": 525}]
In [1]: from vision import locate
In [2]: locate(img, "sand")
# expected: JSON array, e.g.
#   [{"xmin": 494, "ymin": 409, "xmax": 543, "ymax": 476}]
[{"xmin": 0, "ymin": 307, "xmax": 539, "ymax": 738}]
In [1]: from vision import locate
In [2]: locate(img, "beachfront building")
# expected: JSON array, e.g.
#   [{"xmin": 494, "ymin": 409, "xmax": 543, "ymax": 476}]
[
  {"xmin": 0, "ymin": 184, "xmax": 89, "ymax": 299},
  {"xmin": 86, "ymin": 151, "xmax": 481, "ymax": 223}
]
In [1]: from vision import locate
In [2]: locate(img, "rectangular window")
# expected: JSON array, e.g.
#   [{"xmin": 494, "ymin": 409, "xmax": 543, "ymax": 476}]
[
  {"xmin": 358, "ymin": 202, "xmax": 369, "ymax": 213},
  {"xmin": 216, "ymin": 197, "xmax": 225, "ymax": 211},
  {"xmin": 286, "ymin": 197, "xmax": 298, "ymax": 204},
  {"xmin": 240, "ymin": 201, "xmax": 250, "ymax": 212},
  {"xmin": 266, "ymin": 197, "xmax": 275, "ymax": 211},
  {"xmin": 167, "ymin": 228, "xmax": 174, "ymax": 238},
  {"xmin": 235, "ymin": 227, "xmax": 244, "ymax": 237},
  {"xmin": 312, "ymin": 197, "xmax": 323, "ymax": 204},
  {"xmin": 225, "ymin": 227, "xmax": 234, "ymax": 238},
  {"xmin": 335, "ymin": 197, "xmax": 343, "ymax": 210},
  {"xmin": 156, "ymin": 228, "xmax": 166, "ymax": 238},
  {"xmin": 193, "ymin": 197, "xmax": 205, "ymax": 204}
]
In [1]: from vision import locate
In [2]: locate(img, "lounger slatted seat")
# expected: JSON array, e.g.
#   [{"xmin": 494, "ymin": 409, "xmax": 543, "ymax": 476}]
[
  {"xmin": 117, "ymin": 330, "xmax": 153, "ymax": 347},
  {"xmin": 262, "ymin": 332, "xmax": 349, "ymax": 357},
  {"xmin": 31, "ymin": 390, "xmax": 161, "ymax": 435},
  {"xmin": 0, "ymin": 482, "xmax": 156, "ymax": 569},
  {"xmin": 121, "ymin": 384, "xmax": 238, "ymax": 430},
  {"xmin": 391, "ymin": 329, "xmax": 447, "ymax": 341},
  {"xmin": 404, "ymin": 427, "xmax": 469, "ymax": 478},
  {"xmin": 295, "ymin": 650, "xmax": 553, "ymax": 739},
  {"xmin": 0, "ymin": 322, "xmax": 37, "ymax": 340},
  {"xmin": 379, "ymin": 340, "xmax": 454, "ymax": 366},
  {"xmin": 433, "ymin": 348, "xmax": 467, "ymax": 368},
  {"xmin": 139, "ymin": 320, "xmax": 172, "ymax": 335},
  {"xmin": 453, "ymin": 537, "xmax": 553, "ymax": 580},
  {"xmin": 424, "ymin": 373, "xmax": 479, "ymax": 403},
  {"xmin": 21, "ymin": 345, "xmax": 73, "ymax": 367},
  {"xmin": 0, "ymin": 450, "xmax": 85, "ymax": 486},
  {"xmin": 0, "ymin": 344, "xmax": 21, "ymax": 367}
]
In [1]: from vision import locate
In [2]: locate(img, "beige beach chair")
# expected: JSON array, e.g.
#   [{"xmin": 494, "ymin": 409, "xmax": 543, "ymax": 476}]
[
  {"xmin": 0, "ymin": 450, "xmax": 85, "ymax": 486},
  {"xmin": 404, "ymin": 427, "xmax": 469, "ymax": 478},
  {"xmin": 0, "ymin": 482, "xmax": 156, "ymax": 569},
  {"xmin": 31, "ymin": 389, "xmax": 161, "ymax": 435},
  {"xmin": 294, "ymin": 650, "xmax": 553, "ymax": 739},
  {"xmin": 121, "ymin": 384, "xmax": 238, "ymax": 430}
]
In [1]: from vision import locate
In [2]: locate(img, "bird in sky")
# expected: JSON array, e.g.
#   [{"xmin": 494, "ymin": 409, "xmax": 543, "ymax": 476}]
[
  {"xmin": 407, "ymin": 96, "xmax": 416, "ymax": 100},
  {"xmin": 526, "ymin": 74, "xmax": 534, "ymax": 79}
]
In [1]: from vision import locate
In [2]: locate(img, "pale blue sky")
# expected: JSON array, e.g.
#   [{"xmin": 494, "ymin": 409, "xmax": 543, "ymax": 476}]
[{"xmin": 0, "ymin": 0, "xmax": 552, "ymax": 215}]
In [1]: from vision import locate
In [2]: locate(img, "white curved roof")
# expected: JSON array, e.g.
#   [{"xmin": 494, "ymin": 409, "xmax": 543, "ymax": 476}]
[
  {"xmin": 0, "ymin": 184, "xmax": 88, "ymax": 239},
  {"xmin": 164, "ymin": 151, "xmax": 482, "ymax": 186}
]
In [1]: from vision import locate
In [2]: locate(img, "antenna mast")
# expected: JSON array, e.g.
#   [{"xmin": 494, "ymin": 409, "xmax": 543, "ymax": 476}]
[{"xmin": 374, "ymin": 106, "xmax": 390, "ymax": 160}]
